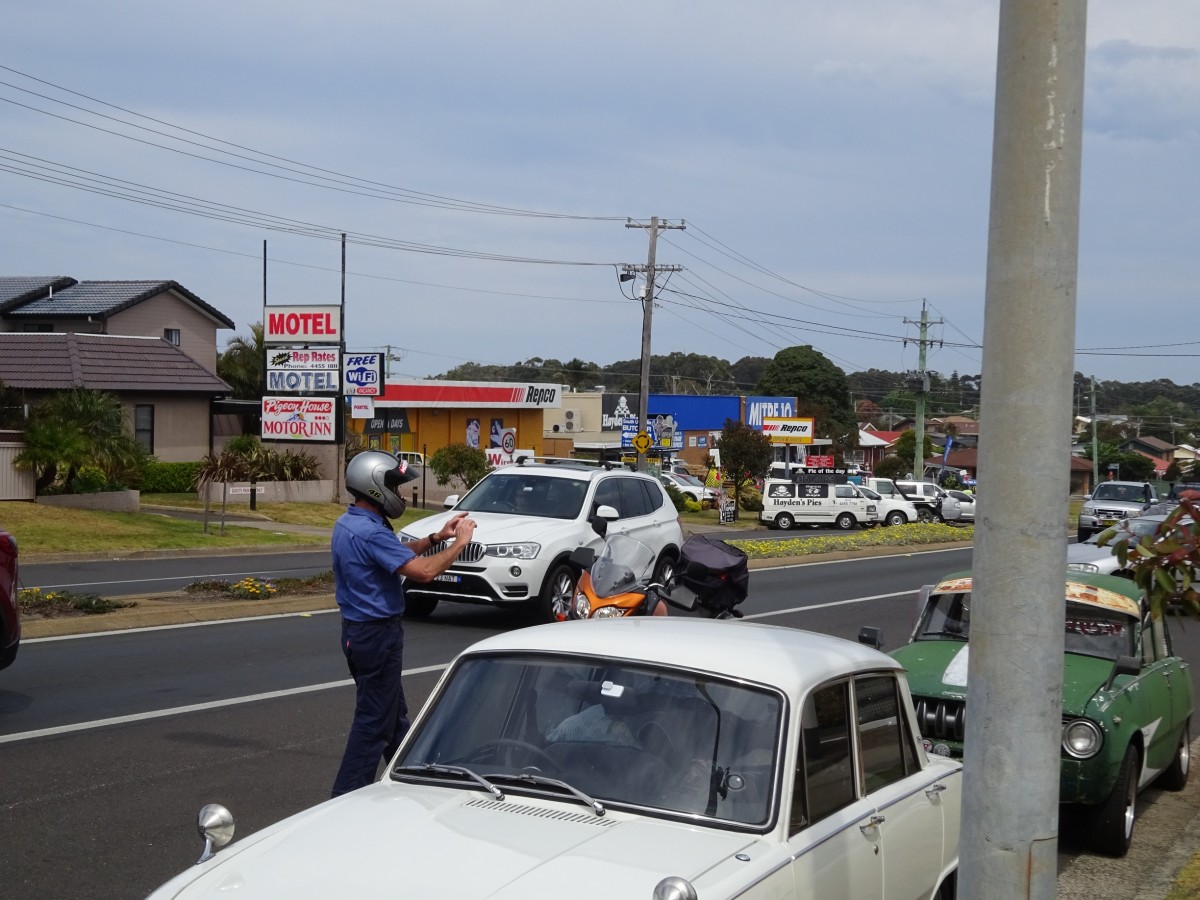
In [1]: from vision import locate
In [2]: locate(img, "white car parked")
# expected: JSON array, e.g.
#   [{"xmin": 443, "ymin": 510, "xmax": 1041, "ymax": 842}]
[
  {"xmin": 148, "ymin": 619, "xmax": 963, "ymax": 900},
  {"xmin": 856, "ymin": 483, "xmax": 920, "ymax": 526},
  {"xmin": 659, "ymin": 470, "xmax": 718, "ymax": 507},
  {"xmin": 400, "ymin": 459, "xmax": 683, "ymax": 622}
]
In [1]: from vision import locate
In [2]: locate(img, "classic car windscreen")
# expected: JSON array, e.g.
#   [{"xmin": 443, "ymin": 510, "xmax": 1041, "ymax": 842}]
[
  {"xmin": 917, "ymin": 593, "xmax": 1137, "ymax": 660},
  {"xmin": 397, "ymin": 654, "xmax": 784, "ymax": 827}
]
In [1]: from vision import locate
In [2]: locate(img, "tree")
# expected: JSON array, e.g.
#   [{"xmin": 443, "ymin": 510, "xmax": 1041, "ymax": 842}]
[
  {"xmin": 715, "ymin": 418, "xmax": 773, "ymax": 521},
  {"xmin": 217, "ymin": 323, "xmax": 265, "ymax": 399},
  {"xmin": 873, "ymin": 455, "xmax": 908, "ymax": 480},
  {"xmin": 891, "ymin": 430, "xmax": 935, "ymax": 476},
  {"xmin": 757, "ymin": 346, "xmax": 859, "ymax": 459},
  {"xmin": 14, "ymin": 389, "xmax": 143, "ymax": 492},
  {"xmin": 1109, "ymin": 493, "xmax": 1200, "ymax": 620},
  {"xmin": 429, "ymin": 443, "xmax": 490, "ymax": 492}
]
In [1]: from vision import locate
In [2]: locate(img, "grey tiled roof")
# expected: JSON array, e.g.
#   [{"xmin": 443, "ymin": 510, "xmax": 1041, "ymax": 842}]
[
  {"xmin": 0, "ymin": 333, "xmax": 230, "ymax": 394},
  {"xmin": 0, "ymin": 276, "xmax": 77, "ymax": 310},
  {"xmin": 1, "ymin": 279, "xmax": 235, "ymax": 328}
]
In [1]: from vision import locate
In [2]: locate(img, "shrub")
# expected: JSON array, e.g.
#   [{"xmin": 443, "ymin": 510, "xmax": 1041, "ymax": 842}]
[
  {"xmin": 69, "ymin": 466, "xmax": 110, "ymax": 494},
  {"xmin": 141, "ymin": 461, "xmax": 202, "ymax": 493},
  {"xmin": 661, "ymin": 480, "xmax": 689, "ymax": 513},
  {"xmin": 18, "ymin": 587, "xmax": 136, "ymax": 615},
  {"xmin": 738, "ymin": 485, "xmax": 763, "ymax": 513}
]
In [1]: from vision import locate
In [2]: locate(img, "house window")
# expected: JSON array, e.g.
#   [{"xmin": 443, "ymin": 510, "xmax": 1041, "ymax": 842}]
[
  {"xmin": 135, "ymin": 405, "xmax": 155, "ymax": 453},
  {"xmin": 164, "ymin": 328, "xmax": 181, "ymax": 346},
  {"xmin": 21, "ymin": 323, "xmax": 53, "ymax": 332}
]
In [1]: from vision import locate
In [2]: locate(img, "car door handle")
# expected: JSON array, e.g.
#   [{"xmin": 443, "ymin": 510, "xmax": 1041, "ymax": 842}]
[
  {"xmin": 925, "ymin": 783, "xmax": 947, "ymax": 798},
  {"xmin": 859, "ymin": 815, "xmax": 885, "ymax": 834}
]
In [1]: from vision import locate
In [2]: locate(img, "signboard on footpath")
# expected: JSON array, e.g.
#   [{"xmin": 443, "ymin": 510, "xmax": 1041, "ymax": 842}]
[
  {"xmin": 343, "ymin": 353, "xmax": 383, "ymax": 396},
  {"xmin": 261, "ymin": 397, "xmax": 337, "ymax": 442}
]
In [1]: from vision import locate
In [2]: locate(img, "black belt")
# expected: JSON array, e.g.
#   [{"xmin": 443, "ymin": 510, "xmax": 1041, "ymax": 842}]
[{"xmin": 341, "ymin": 615, "xmax": 402, "ymax": 626}]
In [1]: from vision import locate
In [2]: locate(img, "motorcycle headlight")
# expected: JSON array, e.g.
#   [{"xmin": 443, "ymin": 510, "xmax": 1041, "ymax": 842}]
[
  {"xmin": 572, "ymin": 590, "xmax": 591, "ymax": 619},
  {"xmin": 484, "ymin": 542, "xmax": 540, "ymax": 560},
  {"xmin": 1062, "ymin": 718, "xmax": 1103, "ymax": 759},
  {"xmin": 592, "ymin": 605, "xmax": 624, "ymax": 619}
]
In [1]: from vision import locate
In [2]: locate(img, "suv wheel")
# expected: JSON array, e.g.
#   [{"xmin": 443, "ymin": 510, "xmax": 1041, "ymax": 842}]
[
  {"xmin": 539, "ymin": 562, "xmax": 577, "ymax": 623},
  {"xmin": 1077, "ymin": 526, "xmax": 1091, "ymax": 543},
  {"xmin": 652, "ymin": 553, "xmax": 677, "ymax": 587},
  {"xmin": 917, "ymin": 507, "xmax": 936, "ymax": 524}
]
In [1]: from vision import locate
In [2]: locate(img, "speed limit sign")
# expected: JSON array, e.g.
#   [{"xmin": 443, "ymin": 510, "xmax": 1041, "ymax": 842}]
[{"xmin": 500, "ymin": 428, "xmax": 517, "ymax": 454}]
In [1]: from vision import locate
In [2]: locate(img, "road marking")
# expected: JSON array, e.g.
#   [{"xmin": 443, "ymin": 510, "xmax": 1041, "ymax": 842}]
[
  {"xmin": 741, "ymin": 589, "xmax": 916, "ymax": 619},
  {"xmin": 25, "ymin": 609, "xmax": 340, "ymax": 643},
  {"xmin": 0, "ymin": 663, "xmax": 450, "ymax": 745}
]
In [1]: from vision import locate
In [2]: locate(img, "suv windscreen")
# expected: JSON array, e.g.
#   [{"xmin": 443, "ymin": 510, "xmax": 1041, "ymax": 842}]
[
  {"xmin": 1091, "ymin": 483, "xmax": 1149, "ymax": 503},
  {"xmin": 456, "ymin": 472, "xmax": 588, "ymax": 519}
]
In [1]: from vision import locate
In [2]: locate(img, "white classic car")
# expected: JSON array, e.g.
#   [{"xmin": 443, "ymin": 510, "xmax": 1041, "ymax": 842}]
[{"xmin": 148, "ymin": 619, "xmax": 963, "ymax": 900}]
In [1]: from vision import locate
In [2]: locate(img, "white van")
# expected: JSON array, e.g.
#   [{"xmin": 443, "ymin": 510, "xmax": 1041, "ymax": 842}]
[{"xmin": 759, "ymin": 479, "xmax": 878, "ymax": 531}]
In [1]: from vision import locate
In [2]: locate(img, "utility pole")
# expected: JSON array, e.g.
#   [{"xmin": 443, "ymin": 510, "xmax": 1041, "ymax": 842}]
[
  {"xmin": 1091, "ymin": 377, "xmax": 1099, "ymax": 489},
  {"xmin": 904, "ymin": 301, "xmax": 942, "ymax": 479},
  {"xmin": 964, "ymin": 0, "xmax": 1087, "ymax": 895},
  {"xmin": 623, "ymin": 217, "xmax": 685, "ymax": 473}
]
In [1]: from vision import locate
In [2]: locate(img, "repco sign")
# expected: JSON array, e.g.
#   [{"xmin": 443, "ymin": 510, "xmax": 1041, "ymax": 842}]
[{"xmin": 263, "ymin": 305, "xmax": 342, "ymax": 344}]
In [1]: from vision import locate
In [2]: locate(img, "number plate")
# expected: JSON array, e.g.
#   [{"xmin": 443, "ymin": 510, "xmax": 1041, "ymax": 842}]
[{"xmin": 434, "ymin": 574, "xmax": 461, "ymax": 583}]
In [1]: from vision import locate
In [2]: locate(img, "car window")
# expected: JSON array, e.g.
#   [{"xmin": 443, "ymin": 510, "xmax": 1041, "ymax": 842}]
[
  {"xmin": 793, "ymin": 681, "xmax": 856, "ymax": 833},
  {"xmin": 858, "ymin": 486, "xmax": 881, "ymax": 500},
  {"xmin": 834, "ymin": 485, "xmax": 854, "ymax": 499},
  {"xmin": 400, "ymin": 655, "xmax": 784, "ymax": 825},
  {"xmin": 617, "ymin": 477, "xmax": 653, "ymax": 518},
  {"xmin": 454, "ymin": 472, "xmax": 587, "ymax": 519},
  {"xmin": 855, "ymin": 675, "xmax": 920, "ymax": 795},
  {"xmin": 593, "ymin": 478, "xmax": 622, "ymax": 516}
]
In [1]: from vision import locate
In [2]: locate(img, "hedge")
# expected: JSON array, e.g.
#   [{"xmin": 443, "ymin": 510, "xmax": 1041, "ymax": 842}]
[{"xmin": 141, "ymin": 460, "xmax": 202, "ymax": 493}]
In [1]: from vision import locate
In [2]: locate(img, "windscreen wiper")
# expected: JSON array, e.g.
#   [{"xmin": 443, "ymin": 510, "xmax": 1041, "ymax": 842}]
[
  {"xmin": 392, "ymin": 763, "xmax": 504, "ymax": 800},
  {"xmin": 485, "ymin": 772, "xmax": 605, "ymax": 816}
]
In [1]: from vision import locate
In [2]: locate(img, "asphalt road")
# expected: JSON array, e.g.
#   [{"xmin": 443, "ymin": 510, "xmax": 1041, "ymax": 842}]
[{"xmin": 3, "ymin": 546, "xmax": 1198, "ymax": 899}]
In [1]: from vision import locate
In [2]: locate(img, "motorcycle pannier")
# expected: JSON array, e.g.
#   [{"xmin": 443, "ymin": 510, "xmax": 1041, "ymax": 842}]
[{"xmin": 676, "ymin": 533, "xmax": 750, "ymax": 615}]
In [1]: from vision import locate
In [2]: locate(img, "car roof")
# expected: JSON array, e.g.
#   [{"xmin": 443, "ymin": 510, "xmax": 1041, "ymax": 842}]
[
  {"xmin": 490, "ymin": 461, "xmax": 652, "ymax": 482},
  {"xmin": 460, "ymin": 618, "xmax": 901, "ymax": 694},
  {"xmin": 931, "ymin": 570, "xmax": 1142, "ymax": 618}
]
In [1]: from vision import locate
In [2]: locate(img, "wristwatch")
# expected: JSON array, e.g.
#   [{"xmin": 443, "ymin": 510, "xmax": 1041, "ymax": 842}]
[{"xmin": 427, "ymin": 532, "xmax": 440, "ymax": 547}]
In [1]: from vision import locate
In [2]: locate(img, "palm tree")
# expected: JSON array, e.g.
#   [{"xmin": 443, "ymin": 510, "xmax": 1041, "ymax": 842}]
[{"xmin": 218, "ymin": 322, "xmax": 266, "ymax": 399}]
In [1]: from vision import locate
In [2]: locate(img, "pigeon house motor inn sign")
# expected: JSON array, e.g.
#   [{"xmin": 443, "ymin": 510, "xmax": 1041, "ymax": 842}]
[{"xmin": 261, "ymin": 397, "xmax": 337, "ymax": 441}]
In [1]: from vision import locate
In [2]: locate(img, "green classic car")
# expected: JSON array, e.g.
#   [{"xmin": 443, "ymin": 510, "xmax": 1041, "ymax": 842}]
[{"xmin": 887, "ymin": 571, "xmax": 1192, "ymax": 857}]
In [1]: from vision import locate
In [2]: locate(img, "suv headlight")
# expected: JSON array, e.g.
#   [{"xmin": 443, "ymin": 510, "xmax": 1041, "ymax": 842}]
[
  {"xmin": 485, "ymin": 543, "xmax": 540, "ymax": 560},
  {"xmin": 1062, "ymin": 719, "xmax": 1103, "ymax": 758},
  {"xmin": 1067, "ymin": 562, "xmax": 1099, "ymax": 573},
  {"xmin": 1080, "ymin": 503, "xmax": 1095, "ymax": 517}
]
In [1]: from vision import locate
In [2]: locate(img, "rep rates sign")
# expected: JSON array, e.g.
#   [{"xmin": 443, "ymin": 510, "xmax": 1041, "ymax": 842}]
[
  {"xmin": 263, "ymin": 305, "xmax": 342, "ymax": 344},
  {"xmin": 261, "ymin": 397, "xmax": 337, "ymax": 442}
]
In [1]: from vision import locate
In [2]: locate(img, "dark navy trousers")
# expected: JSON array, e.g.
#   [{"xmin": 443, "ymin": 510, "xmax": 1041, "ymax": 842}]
[{"xmin": 331, "ymin": 617, "xmax": 410, "ymax": 797}]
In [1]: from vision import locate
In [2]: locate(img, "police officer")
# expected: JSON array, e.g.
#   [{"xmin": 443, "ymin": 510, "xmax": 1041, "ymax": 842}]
[{"xmin": 330, "ymin": 450, "xmax": 476, "ymax": 796}]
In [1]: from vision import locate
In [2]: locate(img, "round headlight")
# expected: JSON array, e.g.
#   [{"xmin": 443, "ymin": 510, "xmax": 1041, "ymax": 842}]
[
  {"xmin": 1062, "ymin": 719, "xmax": 1103, "ymax": 758},
  {"xmin": 572, "ymin": 591, "xmax": 591, "ymax": 619}
]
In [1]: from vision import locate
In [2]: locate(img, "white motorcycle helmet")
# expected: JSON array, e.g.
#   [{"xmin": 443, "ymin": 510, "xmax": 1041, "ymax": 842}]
[{"xmin": 346, "ymin": 450, "xmax": 419, "ymax": 518}]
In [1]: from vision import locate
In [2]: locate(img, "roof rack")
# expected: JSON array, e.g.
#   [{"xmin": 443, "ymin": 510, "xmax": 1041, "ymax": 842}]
[{"xmin": 511, "ymin": 455, "xmax": 600, "ymax": 470}]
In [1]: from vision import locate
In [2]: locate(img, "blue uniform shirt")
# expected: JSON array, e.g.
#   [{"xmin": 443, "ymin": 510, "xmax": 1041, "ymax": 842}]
[{"xmin": 331, "ymin": 505, "xmax": 418, "ymax": 621}]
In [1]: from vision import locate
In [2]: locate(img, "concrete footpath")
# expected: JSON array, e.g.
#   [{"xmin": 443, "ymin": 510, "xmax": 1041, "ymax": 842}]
[{"xmin": 17, "ymin": 526, "xmax": 1200, "ymax": 896}]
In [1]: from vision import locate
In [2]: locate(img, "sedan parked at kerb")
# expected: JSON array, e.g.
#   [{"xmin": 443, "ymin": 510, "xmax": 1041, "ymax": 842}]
[
  {"xmin": 149, "ymin": 619, "xmax": 963, "ymax": 900},
  {"xmin": 887, "ymin": 571, "xmax": 1192, "ymax": 857}
]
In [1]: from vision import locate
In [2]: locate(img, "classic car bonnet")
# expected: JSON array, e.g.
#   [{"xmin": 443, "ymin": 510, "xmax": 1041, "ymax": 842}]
[{"xmin": 153, "ymin": 782, "xmax": 768, "ymax": 899}]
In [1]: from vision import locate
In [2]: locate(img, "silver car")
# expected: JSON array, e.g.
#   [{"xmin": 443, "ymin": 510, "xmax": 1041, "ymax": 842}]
[{"xmin": 1076, "ymin": 481, "xmax": 1156, "ymax": 542}]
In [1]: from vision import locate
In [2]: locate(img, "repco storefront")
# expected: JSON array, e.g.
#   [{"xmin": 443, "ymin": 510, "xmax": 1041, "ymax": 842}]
[{"xmin": 348, "ymin": 379, "xmax": 564, "ymax": 462}]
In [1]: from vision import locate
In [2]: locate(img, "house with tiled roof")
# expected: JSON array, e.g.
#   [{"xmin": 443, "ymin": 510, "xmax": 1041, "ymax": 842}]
[
  {"xmin": 0, "ymin": 276, "xmax": 234, "ymax": 372},
  {"xmin": 0, "ymin": 276, "xmax": 235, "ymax": 469}
]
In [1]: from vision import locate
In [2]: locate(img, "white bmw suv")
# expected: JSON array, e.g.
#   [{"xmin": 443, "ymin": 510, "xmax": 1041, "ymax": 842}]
[{"xmin": 399, "ymin": 459, "xmax": 684, "ymax": 622}]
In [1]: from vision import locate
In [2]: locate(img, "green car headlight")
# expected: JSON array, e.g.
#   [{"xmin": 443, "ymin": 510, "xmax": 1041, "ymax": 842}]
[{"xmin": 1062, "ymin": 718, "xmax": 1103, "ymax": 758}]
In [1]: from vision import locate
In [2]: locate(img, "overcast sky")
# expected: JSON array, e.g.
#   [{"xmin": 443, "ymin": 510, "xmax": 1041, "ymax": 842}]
[{"xmin": 2, "ymin": 1, "xmax": 1196, "ymax": 394}]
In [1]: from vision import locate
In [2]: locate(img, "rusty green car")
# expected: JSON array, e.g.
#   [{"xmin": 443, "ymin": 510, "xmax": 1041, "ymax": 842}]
[{"xmin": 887, "ymin": 571, "xmax": 1192, "ymax": 857}]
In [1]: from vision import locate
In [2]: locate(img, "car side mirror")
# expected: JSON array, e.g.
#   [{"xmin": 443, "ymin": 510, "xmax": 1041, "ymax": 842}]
[
  {"xmin": 588, "ymin": 503, "xmax": 619, "ymax": 538},
  {"xmin": 443, "ymin": 494, "xmax": 460, "ymax": 508},
  {"xmin": 1104, "ymin": 654, "xmax": 1142, "ymax": 691},
  {"xmin": 858, "ymin": 626, "xmax": 884, "ymax": 650}
]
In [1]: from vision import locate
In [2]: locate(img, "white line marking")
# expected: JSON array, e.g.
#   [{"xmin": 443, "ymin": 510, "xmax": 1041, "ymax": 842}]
[
  {"xmin": 25, "ymin": 609, "xmax": 340, "ymax": 643},
  {"xmin": 742, "ymin": 589, "xmax": 915, "ymax": 619},
  {"xmin": 0, "ymin": 663, "xmax": 450, "ymax": 745}
]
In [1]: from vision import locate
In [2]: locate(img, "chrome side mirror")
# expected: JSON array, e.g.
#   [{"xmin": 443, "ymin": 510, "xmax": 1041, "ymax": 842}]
[{"xmin": 195, "ymin": 804, "xmax": 235, "ymax": 865}]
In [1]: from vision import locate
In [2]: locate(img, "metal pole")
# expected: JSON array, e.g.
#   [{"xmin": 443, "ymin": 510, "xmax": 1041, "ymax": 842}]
[
  {"xmin": 637, "ymin": 217, "xmax": 659, "ymax": 474},
  {"xmin": 337, "ymin": 233, "xmax": 346, "ymax": 504},
  {"xmin": 963, "ymin": 0, "xmax": 1087, "ymax": 896}
]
